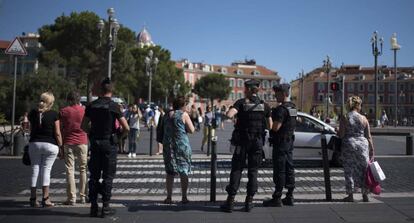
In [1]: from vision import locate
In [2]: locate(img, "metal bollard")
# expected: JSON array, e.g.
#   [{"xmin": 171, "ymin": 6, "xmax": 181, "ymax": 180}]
[
  {"xmin": 207, "ymin": 126, "xmax": 211, "ymax": 156},
  {"xmin": 149, "ymin": 125, "xmax": 153, "ymax": 156},
  {"xmin": 407, "ymin": 135, "xmax": 413, "ymax": 155},
  {"xmin": 210, "ymin": 135, "xmax": 218, "ymax": 202},
  {"xmin": 321, "ymin": 134, "xmax": 332, "ymax": 201}
]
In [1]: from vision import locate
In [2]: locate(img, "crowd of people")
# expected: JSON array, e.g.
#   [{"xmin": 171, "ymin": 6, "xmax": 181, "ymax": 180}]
[{"xmin": 23, "ymin": 77, "xmax": 377, "ymax": 217}]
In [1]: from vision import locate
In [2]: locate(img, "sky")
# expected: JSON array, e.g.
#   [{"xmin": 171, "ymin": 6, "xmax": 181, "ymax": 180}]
[{"xmin": 1, "ymin": 0, "xmax": 413, "ymax": 82}]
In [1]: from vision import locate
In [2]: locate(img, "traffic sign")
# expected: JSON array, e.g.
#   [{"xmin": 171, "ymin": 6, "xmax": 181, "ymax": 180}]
[{"xmin": 4, "ymin": 37, "xmax": 27, "ymax": 56}]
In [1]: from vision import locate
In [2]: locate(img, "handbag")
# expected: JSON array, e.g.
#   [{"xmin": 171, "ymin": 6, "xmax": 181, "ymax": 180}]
[
  {"xmin": 365, "ymin": 164, "xmax": 381, "ymax": 195},
  {"xmin": 22, "ymin": 145, "xmax": 31, "ymax": 166},
  {"xmin": 369, "ymin": 161, "xmax": 386, "ymax": 182}
]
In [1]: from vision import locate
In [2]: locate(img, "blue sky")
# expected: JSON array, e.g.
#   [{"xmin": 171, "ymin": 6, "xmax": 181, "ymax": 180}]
[{"xmin": 1, "ymin": 0, "xmax": 413, "ymax": 81}]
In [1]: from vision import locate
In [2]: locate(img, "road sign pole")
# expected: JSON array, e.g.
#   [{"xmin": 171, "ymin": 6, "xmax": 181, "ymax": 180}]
[{"xmin": 11, "ymin": 56, "xmax": 17, "ymax": 155}]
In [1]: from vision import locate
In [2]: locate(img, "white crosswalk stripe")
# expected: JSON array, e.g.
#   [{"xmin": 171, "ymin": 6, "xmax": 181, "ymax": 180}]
[{"xmin": 19, "ymin": 158, "xmax": 346, "ymax": 195}]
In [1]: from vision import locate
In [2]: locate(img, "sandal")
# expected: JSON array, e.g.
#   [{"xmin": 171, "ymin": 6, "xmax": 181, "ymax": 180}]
[
  {"xmin": 29, "ymin": 197, "xmax": 40, "ymax": 208},
  {"xmin": 163, "ymin": 197, "xmax": 172, "ymax": 204},
  {"xmin": 42, "ymin": 196, "xmax": 55, "ymax": 208}
]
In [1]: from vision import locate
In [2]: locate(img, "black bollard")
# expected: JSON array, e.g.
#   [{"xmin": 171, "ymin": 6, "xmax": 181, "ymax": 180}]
[
  {"xmin": 149, "ymin": 124, "xmax": 153, "ymax": 156},
  {"xmin": 321, "ymin": 134, "xmax": 332, "ymax": 201},
  {"xmin": 207, "ymin": 126, "xmax": 211, "ymax": 156},
  {"xmin": 210, "ymin": 135, "xmax": 218, "ymax": 202},
  {"xmin": 407, "ymin": 135, "xmax": 413, "ymax": 155}
]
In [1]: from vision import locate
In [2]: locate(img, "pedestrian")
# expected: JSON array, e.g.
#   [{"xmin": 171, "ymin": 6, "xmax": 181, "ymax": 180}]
[
  {"xmin": 28, "ymin": 91, "xmax": 62, "ymax": 208},
  {"xmin": 153, "ymin": 106, "xmax": 161, "ymax": 127},
  {"xmin": 338, "ymin": 96, "xmax": 374, "ymax": 202},
  {"xmin": 263, "ymin": 83, "xmax": 297, "ymax": 207},
  {"xmin": 220, "ymin": 79, "xmax": 272, "ymax": 212},
  {"xmin": 19, "ymin": 111, "xmax": 30, "ymax": 134},
  {"xmin": 189, "ymin": 104, "xmax": 200, "ymax": 131},
  {"xmin": 81, "ymin": 78, "xmax": 130, "ymax": 217},
  {"xmin": 214, "ymin": 105, "xmax": 223, "ymax": 130},
  {"xmin": 380, "ymin": 110, "xmax": 388, "ymax": 128},
  {"xmin": 117, "ymin": 104, "xmax": 129, "ymax": 154},
  {"xmin": 127, "ymin": 104, "xmax": 142, "ymax": 158},
  {"xmin": 145, "ymin": 105, "xmax": 153, "ymax": 129},
  {"xmin": 59, "ymin": 90, "xmax": 88, "ymax": 205},
  {"xmin": 161, "ymin": 96, "xmax": 195, "ymax": 204},
  {"xmin": 220, "ymin": 105, "xmax": 227, "ymax": 129},
  {"xmin": 200, "ymin": 105, "xmax": 215, "ymax": 151},
  {"xmin": 155, "ymin": 106, "xmax": 165, "ymax": 155}
]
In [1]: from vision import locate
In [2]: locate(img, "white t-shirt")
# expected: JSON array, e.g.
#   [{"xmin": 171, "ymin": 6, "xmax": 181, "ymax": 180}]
[{"xmin": 154, "ymin": 110, "xmax": 161, "ymax": 126}]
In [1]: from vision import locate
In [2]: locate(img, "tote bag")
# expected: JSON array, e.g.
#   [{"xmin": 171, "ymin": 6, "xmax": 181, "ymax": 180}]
[{"xmin": 369, "ymin": 161, "xmax": 386, "ymax": 182}]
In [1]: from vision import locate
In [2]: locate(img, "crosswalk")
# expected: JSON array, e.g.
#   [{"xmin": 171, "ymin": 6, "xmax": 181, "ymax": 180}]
[{"xmin": 19, "ymin": 157, "xmax": 347, "ymax": 196}]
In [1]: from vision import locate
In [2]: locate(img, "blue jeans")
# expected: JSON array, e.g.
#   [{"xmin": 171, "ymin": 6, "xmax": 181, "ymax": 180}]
[{"xmin": 128, "ymin": 128, "xmax": 139, "ymax": 153}]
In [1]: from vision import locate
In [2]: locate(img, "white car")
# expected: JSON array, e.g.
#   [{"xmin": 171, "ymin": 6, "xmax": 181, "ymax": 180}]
[{"xmin": 262, "ymin": 112, "xmax": 341, "ymax": 165}]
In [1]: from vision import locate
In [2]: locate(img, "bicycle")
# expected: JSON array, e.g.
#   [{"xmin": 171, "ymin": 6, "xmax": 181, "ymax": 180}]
[{"xmin": 0, "ymin": 123, "xmax": 23, "ymax": 153}]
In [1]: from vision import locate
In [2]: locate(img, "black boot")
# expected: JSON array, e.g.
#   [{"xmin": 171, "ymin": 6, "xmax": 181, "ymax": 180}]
[
  {"xmin": 101, "ymin": 202, "xmax": 116, "ymax": 218},
  {"xmin": 244, "ymin": 195, "xmax": 254, "ymax": 212},
  {"xmin": 263, "ymin": 193, "xmax": 282, "ymax": 207},
  {"xmin": 220, "ymin": 196, "xmax": 235, "ymax": 213},
  {"xmin": 282, "ymin": 189, "xmax": 294, "ymax": 206},
  {"xmin": 90, "ymin": 203, "xmax": 99, "ymax": 217}
]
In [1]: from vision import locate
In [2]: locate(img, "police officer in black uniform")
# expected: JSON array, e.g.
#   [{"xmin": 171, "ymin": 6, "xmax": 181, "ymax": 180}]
[
  {"xmin": 263, "ymin": 83, "xmax": 297, "ymax": 207},
  {"xmin": 220, "ymin": 79, "xmax": 272, "ymax": 212},
  {"xmin": 81, "ymin": 78, "xmax": 130, "ymax": 217}
]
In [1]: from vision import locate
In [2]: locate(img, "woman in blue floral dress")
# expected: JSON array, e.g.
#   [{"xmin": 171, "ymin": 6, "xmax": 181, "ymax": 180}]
[
  {"xmin": 162, "ymin": 97, "xmax": 195, "ymax": 204},
  {"xmin": 339, "ymin": 96, "xmax": 375, "ymax": 202}
]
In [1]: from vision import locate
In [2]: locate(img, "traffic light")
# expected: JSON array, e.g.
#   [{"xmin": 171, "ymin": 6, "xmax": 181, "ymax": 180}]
[{"xmin": 330, "ymin": 82, "xmax": 339, "ymax": 91}]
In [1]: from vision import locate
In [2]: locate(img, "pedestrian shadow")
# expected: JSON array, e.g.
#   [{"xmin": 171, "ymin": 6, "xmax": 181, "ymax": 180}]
[{"xmin": 115, "ymin": 199, "xmax": 222, "ymax": 213}]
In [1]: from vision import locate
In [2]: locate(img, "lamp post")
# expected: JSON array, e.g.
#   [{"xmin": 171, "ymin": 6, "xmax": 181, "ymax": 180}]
[
  {"xmin": 371, "ymin": 31, "xmax": 383, "ymax": 127},
  {"xmin": 300, "ymin": 69, "xmax": 305, "ymax": 112},
  {"xmin": 391, "ymin": 33, "xmax": 401, "ymax": 127},
  {"xmin": 173, "ymin": 80, "xmax": 181, "ymax": 98},
  {"xmin": 97, "ymin": 8, "xmax": 120, "ymax": 80},
  {"xmin": 145, "ymin": 49, "xmax": 158, "ymax": 156},
  {"xmin": 323, "ymin": 56, "xmax": 332, "ymax": 120}
]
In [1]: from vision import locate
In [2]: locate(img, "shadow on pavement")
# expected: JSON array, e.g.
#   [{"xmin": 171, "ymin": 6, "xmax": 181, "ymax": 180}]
[{"xmin": 117, "ymin": 200, "xmax": 222, "ymax": 213}]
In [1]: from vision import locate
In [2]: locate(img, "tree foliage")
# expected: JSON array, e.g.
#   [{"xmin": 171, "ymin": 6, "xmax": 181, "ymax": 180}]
[{"xmin": 193, "ymin": 73, "xmax": 231, "ymax": 104}]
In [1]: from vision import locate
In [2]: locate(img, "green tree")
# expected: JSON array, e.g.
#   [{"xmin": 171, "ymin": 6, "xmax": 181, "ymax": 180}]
[
  {"xmin": 38, "ymin": 11, "xmax": 136, "ymax": 98},
  {"xmin": 193, "ymin": 73, "xmax": 231, "ymax": 106}
]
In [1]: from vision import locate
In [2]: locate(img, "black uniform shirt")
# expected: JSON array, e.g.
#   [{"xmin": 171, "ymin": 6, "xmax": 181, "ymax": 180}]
[
  {"xmin": 85, "ymin": 97, "xmax": 122, "ymax": 138},
  {"xmin": 272, "ymin": 104, "xmax": 288, "ymax": 124},
  {"xmin": 233, "ymin": 96, "xmax": 271, "ymax": 118}
]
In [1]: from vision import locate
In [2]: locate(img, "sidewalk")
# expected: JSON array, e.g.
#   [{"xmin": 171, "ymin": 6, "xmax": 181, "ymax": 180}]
[{"xmin": 0, "ymin": 194, "xmax": 413, "ymax": 223}]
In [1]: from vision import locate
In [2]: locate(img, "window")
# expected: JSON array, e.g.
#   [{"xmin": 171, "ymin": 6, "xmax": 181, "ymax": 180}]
[
  {"xmin": 189, "ymin": 73, "xmax": 193, "ymax": 83},
  {"xmin": 295, "ymin": 116, "xmax": 324, "ymax": 133},
  {"xmin": 229, "ymin": 92, "xmax": 235, "ymax": 100},
  {"xmin": 399, "ymin": 84, "xmax": 404, "ymax": 91},
  {"xmin": 236, "ymin": 69, "xmax": 243, "ymax": 75},
  {"xmin": 389, "ymin": 83, "xmax": 395, "ymax": 92},
  {"xmin": 411, "ymin": 95, "xmax": 414, "ymax": 103},
  {"xmin": 262, "ymin": 80, "xmax": 269, "ymax": 89},
  {"xmin": 220, "ymin": 67, "xmax": 227, "ymax": 74},
  {"xmin": 237, "ymin": 79, "xmax": 244, "ymax": 87},
  {"xmin": 368, "ymin": 95, "xmax": 375, "ymax": 104},
  {"xmin": 318, "ymin": 94, "xmax": 324, "ymax": 102},
  {"xmin": 229, "ymin": 79, "xmax": 235, "ymax": 87},
  {"xmin": 359, "ymin": 83, "xmax": 364, "ymax": 92},
  {"xmin": 271, "ymin": 80, "xmax": 278, "ymax": 88},
  {"xmin": 368, "ymin": 83, "xmax": 374, "ymax": 92},
  {"xmin": 389, "ymin": 95, "xmax": 394, "ymax": 104},
  {"xmin": 318, "ymin": 83, "xmax": 325, "ymax": 91},
  {"xmin": 253, "ymin": 70, "xmax": 260, "ymax": 76},
  {"xmin": 347, "ymin": 83, "xmax": 354, "ymax": 92},
  {"xmin": 237, "ymin": 92, "xmax": 243, "ymax": 99},
  {"xmin": 411, "ymin": 84, "xmax": 414, "ymax": 91},
  {"xmin": 379, "ymin": 83, "xmax": 384, "ymax": 92},
  {"xmin": 379, "ymin": 95, "xmax": 384, "ymax": 103}
]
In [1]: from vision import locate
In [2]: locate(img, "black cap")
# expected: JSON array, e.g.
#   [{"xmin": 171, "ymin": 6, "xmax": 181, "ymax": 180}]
[
  {"xmin": 244, "ymin": 79, "xmax": 260, "ymax": 88},
  {"xmin": 101, "ymin": 77, "xmax": 111, "ymax": 86},
  {"xmin": 272, "ymin": 83, "xmax": 290, "ymax": 93}
]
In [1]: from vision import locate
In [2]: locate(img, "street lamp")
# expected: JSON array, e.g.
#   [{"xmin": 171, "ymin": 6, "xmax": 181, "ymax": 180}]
[
  {"xmin": 144, "ymin": 49, "xmax": 158, "ymax": 156},
  {"xmin": 391, "ymin": 33, "xmax": 401, "ymax": 127},
  {"xmin": 299, "ymin": 70, "xmax": 305, "ymax": 112},
  {"xmin": 371, "ymin": 31, "xmax": 383, "ymax": 127},
  {"xmin": 97, "ymin": 7, "xmax": 120, "ymax": 80},
  {"xmin": 323, "ymin": 56, "xmax": 332, "ymax": 120}
]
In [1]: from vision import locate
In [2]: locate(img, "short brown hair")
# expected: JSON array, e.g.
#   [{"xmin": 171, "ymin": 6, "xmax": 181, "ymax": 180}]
[{"xmin": 67, "ymin": 90, "xmax": 80, "ymax": 105}]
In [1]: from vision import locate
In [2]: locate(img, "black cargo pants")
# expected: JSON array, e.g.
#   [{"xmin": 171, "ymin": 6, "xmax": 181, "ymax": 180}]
[{"xmin": 272, "ymin": 140, "xmax": 295, "ymax": 197}]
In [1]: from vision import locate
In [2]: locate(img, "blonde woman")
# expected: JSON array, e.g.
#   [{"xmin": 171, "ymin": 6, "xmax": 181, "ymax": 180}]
[
  {"xmin": 28, "ymin": 92, "xmax": 62, "ymax": 207},
  {"xmin": 338, "ymin": 96, "xmax": 374, "ymax": 202}
]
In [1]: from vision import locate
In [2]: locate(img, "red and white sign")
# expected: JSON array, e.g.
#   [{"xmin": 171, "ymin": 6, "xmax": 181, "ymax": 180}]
[{"xmin": 4, "ymin": 37, "xmax": 27, "ymax": 56}]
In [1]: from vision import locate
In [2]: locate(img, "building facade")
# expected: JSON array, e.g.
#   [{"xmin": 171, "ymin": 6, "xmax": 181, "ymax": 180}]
[
  {"xmin": 176, "ymin": 59, "xmax": 281, "ymax": 109},
  {"xmin": 291, "ymin": 65, "xmax": 414, "ymax": 125}
]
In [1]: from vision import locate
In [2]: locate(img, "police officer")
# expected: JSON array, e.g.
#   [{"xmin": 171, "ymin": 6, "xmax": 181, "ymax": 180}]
[
  {"xmin": 263, "ymin": 83, "xmax": 297, "ymax": 207},
  {"xmin": 81, "ymin": 78, "xmax": 130, "ymax": 217},
  {"xmin": 220, "ymin": 79, "xmax": 272, "ymax": 212}
]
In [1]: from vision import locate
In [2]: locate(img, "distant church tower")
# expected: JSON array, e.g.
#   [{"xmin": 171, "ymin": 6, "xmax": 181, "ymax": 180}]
[{"xmin": 136, "ymin": 26, "xmax": 155, "ymax": 48}]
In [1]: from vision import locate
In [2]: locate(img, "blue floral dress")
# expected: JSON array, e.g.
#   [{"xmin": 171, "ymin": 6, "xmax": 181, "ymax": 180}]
[
  {"xmin": 341, "ymin": 111, "xmax": 370, "ymax": 194},
  {"xmin": 162, "ymin": 110, "xmax": 192, "ymax": 176}
]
